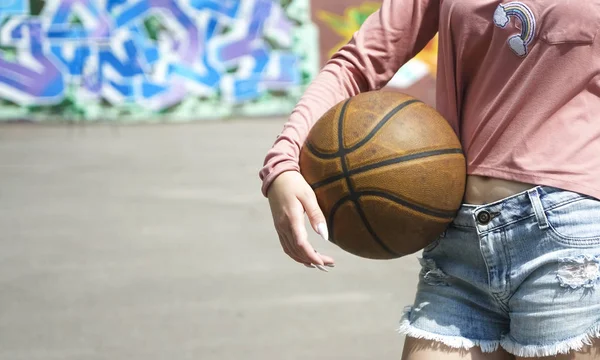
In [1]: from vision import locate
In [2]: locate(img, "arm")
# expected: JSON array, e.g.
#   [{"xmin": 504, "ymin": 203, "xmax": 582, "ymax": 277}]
[{"xmin": 259, "ymin": 0, "xmax": 440, "ymax": 196}]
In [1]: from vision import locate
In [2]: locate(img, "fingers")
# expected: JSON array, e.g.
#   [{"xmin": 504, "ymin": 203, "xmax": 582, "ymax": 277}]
[
  {"xmin": 278, "ymin": 224, "xmax": 331, "ymax": 272},
  {"xmin": 294, "ymin": 188, "xmax": 335, "ymax": 270},
  {"xmin": 288, "ymin": 221, "xmax": 330, "ymax": 272},
  {"xmin": 314, "ymin": 250, "xmax": 335, "ymax": 267},
  {"xmin": 278, "ymin": 232, "xmax": 305, "ymax": 265},
  {"xmin": 268, "ymin": 173, "xmax": 335, "ymax": 271},
  {"xmin": 279, "ymin": 223, "xmax": 335, "ymax": 271},
  {"xmin": 297, "ymin": 188, "xmax": 329, "ymax": 242},
  {"xmin": 278, "ymin": 227, "xmax": 329, "ymax": 271},
  {"xmin": 274, "ymin": 201, "xmax": 330, "ymax": 269}
]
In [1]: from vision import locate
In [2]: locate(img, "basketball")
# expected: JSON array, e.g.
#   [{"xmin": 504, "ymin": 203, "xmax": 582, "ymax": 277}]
[{"xmin": 299, "ymin": 91, "xmax": 466, "ymax": 260}]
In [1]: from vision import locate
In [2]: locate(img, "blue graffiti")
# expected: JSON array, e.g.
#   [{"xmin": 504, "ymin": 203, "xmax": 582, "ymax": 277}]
[
  {"xmin": 0, "ymin": 0, "xmax": 28, "ymax": 24},
  {"xmin": 0, "ymin": 0, "xmax": 301, "ymax": 109}
]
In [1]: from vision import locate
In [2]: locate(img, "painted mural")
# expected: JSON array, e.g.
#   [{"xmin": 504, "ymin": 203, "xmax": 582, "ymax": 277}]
[
  {"xmin": 0, "ymin": 0, "xmax": 439, "ymax": 122},
  {"xmin": 0, "ymin": 0, "xmax": 319, "ymax": 121}
]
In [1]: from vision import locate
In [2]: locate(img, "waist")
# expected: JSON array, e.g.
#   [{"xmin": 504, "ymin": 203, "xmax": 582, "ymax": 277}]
[
  {"xmin": 464, "ymin": 175, "xmax": 536, "ymax": 205},
  {"xmin": 452, "ymin": 185, "xmax": 589, "ymax": 230}
]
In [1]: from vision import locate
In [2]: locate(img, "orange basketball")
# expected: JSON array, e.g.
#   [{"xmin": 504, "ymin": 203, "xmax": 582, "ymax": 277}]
[{"xmin": 299, "ymin": 91, "xmax": 466, "ymax": 260}]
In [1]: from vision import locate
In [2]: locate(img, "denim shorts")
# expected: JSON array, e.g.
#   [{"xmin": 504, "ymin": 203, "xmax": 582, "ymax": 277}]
[{"xmin": 398, "ymin": 186, "xmax": 600, "ymax": 357}]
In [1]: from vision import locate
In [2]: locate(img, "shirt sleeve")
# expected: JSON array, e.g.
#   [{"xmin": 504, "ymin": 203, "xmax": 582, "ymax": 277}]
[{"xmin": 258, "ymin": 0, "xmax": 440, "ymax": 197}]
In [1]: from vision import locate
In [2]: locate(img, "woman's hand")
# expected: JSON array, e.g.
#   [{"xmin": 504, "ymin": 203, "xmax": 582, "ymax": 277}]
[{"xmin": 267, "ymin": 171, "xmax": 335, "ymax": 271}]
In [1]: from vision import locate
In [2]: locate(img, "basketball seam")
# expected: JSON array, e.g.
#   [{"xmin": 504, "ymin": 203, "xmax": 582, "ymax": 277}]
[
  {"xmin": 331, "ymin": 100, "xmax": 402, "ymax": 257},
  {"xmin": 310, "ymin": 148, "xmax": 464, "ymax": 190},
  {"xmin": 305, "ymin": 142, "xmax": 338, "ymax": 159},
  {"xmin": 358, "ymin": 191, "xmax": 456, "ymax": 219},
  {"xmin": 346, "ymin": 99, "xmax": 421, "ymax": 152},
  {"xmin": 305, "ymin": 100, "xmax": 422, "ymax": 159}
]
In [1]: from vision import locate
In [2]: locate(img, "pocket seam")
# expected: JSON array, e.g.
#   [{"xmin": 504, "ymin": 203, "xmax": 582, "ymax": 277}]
[
  {"xmin": 547, "ymin": 220, "xmax": 600, "ymax": 242},
  {"xmin": 544, "ymin": 198, "xmax": 600, "ymax": 246},
  {"xmin": 545, "ymin": 227, "xmax": 600, "ymax": 247},
  {"xmin": 540, "ymin": 28, "xmax": 598, "ymax": 45}
]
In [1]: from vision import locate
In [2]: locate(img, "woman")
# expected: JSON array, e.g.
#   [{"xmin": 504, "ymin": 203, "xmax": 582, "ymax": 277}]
[{"xmin": 258, "ymin": 0, "xmax": 600, "ymax": 359}]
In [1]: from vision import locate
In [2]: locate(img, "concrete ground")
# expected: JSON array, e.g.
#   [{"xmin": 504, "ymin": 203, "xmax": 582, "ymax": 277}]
[{"xmin": 0, "ymin": 120, "xmax": 422, "ymax": 360}]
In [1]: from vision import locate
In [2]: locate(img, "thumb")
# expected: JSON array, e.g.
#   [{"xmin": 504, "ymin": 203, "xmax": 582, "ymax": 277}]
[{"xmin": 297, "ymin": 189, "xmax": 329, "ymax": 242}]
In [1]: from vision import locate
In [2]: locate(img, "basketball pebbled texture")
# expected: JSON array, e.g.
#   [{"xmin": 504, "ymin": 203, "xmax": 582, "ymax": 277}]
[{"xmin": 299, "ymin": 91, "xmax": 466, "ymax": 260}]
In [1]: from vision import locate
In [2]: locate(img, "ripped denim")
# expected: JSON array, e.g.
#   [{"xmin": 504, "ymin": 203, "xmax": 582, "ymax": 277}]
[{"xmin": 399, "ymin": 186, "xmax": 600, "ymax": 358}]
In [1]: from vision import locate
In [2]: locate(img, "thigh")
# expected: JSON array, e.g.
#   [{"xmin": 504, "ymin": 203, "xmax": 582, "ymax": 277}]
[{"xmin": 402, "ymin": 337, "xmax": 515, "ymax": 360}]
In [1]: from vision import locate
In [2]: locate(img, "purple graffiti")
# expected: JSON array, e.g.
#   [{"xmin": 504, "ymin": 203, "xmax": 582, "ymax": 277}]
[
  {"xmin": 46, "ymin": 0, "xmax": 112, "ymax": 40},
  {"xmin": 0, "ymin": 0, "xmax": 302, "ymax": 110},
  {"xmin": 0, "ymin": 20, "xmax": 64, "ymax": 104}
]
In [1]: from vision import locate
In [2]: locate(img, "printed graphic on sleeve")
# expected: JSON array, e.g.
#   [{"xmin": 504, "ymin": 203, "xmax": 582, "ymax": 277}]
[{"xmin": 493, "ymin": 2, "xmax": 536, "ymax": 57}]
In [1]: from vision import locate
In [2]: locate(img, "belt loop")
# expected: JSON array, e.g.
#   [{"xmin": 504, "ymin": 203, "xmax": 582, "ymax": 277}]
[{"xmin": 527, "ymin": 188, "xmax": 549, "ymax": 230}]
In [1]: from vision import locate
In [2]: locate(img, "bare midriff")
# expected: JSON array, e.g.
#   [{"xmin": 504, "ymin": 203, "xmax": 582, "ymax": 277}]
[{"xmin": 463, "ymin": 175, "xmax": 536, "ymax": 205}]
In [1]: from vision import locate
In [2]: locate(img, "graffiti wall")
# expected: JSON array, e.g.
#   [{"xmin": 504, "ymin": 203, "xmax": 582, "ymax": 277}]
[
  {"xmin": 0, "ymin": 0, "xmax": 439, "ymax": 122},
  {"xmin": 0, "ymin": 0, "xmax": 319, "ymax": 121},
  {"xmin": 312, "ymin": 0, "xmax": 438, "ymax": 107}
]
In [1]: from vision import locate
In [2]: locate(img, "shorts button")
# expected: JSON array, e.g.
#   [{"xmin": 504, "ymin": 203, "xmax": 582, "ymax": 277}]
[{"xmin": 477, "ymin": 211, "xmax": 491, "ymax": 225}]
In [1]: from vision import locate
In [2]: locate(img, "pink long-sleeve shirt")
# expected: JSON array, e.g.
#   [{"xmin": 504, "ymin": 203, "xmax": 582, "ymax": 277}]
[{"xmin": 259, "ymin": 0, "xmax": 600, "ymax": 200}]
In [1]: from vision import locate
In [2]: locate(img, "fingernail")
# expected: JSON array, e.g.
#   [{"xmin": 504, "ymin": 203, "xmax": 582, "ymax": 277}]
[
  {"xmin": 325, "ymin": 263, "xmax": 335, "ymax": 268},
  {"xmin": 315, "ymin": 264, "xmax": 329, "ymax": 272},
  {"xmin": 304, "ymin": 264, "xmax": 316, "ymax": 268},
  {"xmin": 317, "ymin": 223, "xmax": 329, "ymax": 242}
]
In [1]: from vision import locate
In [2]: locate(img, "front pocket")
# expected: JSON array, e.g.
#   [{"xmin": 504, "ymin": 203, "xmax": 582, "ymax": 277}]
[
  {"xmin": 540, "ymin": 24, "xmax": 598, "ymax": 45},
  {"xmin": 545, "ymin": 198, "xmax": 600, "ymax": 246},
  {"xmin": 538, "ymin": 2, "xmax": 600, "ymax": 45}
]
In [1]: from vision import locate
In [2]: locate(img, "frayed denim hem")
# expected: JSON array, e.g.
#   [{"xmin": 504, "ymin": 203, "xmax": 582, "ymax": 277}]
[
  {"xmin": 397, "ymin": 307, "xmax": 501, "ymax": 353},
  {"xmin": 400, "ymin": 306, "xmax": 600, "ymax": 357},
  {"xmin": 500, "ymin": 322, "xmax": 600, "ymax": 358}
]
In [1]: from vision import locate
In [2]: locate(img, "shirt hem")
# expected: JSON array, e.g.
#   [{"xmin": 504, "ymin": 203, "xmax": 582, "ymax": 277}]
[{"xmin": 468, "ymin": 165, "xmax": 600, "ymax": 200}]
